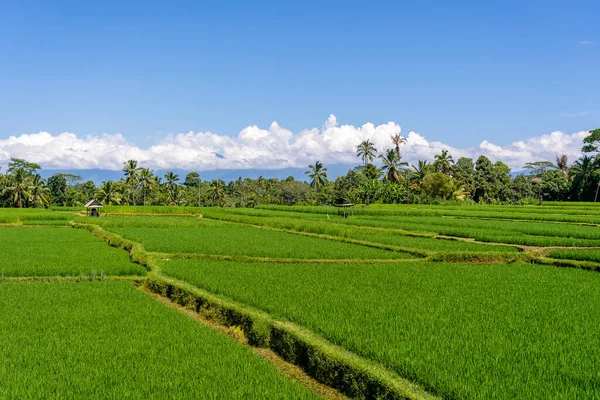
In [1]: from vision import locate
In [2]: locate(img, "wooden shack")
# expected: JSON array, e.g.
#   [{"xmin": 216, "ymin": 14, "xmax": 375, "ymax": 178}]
[{"xmin": 84, "ymin": 199, "xmax": 103, "ymax": 217}]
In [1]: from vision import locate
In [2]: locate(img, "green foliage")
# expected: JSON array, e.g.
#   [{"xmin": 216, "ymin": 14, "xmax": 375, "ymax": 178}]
[
  {"xmin": 183, "ymin": 171, "xmax": 201, "ymax": 187},
  {"xmin": 420, "ymin": 172, "xmax": 454, "ymax": 199},
  {"xmin": 7, "ymin": 158, "xmax": 40, "ymax": 175},
  {"xmin": 452, "ymin": 157, "xmax": 475, "ymax": 194},
  {"xmin": 581, "ymin": 128, "xmax": 600, "ymax": 153}
]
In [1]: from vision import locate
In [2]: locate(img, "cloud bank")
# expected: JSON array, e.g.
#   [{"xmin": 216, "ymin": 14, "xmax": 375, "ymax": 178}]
[{"xmin": 0, "ymin": 115, "xmax": 591, "ymax": 172}]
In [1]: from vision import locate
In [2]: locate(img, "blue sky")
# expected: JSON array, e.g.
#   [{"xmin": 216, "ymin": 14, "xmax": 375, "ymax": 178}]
[{"xmin": 0, "ymin": 0, "xmax": 598, "ymax": 172}]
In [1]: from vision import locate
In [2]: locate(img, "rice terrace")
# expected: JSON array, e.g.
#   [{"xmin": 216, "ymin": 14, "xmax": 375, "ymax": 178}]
[{"xmin": 2, "ymin": 203, "xmax": 600, "ymax": 399}]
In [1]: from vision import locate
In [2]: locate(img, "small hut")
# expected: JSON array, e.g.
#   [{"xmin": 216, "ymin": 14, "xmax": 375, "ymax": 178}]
[
  {"xmin": 334, "ymin": 203, "xmax": 355, "ymax": 218},
  {"xmin": 84, "ymin": 199, "xmax": 103, "ymax": 217}
]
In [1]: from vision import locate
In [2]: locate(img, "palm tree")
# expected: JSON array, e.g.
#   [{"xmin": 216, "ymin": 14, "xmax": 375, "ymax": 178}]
[
  {"xmin": 434, "ymin": 150, "xmax": 454, "ymax": 175},
  {"xmin": 122, "ymin": 160, "xmax": 139, "ymax": 205},
  {"xmin": 412, "ymin": 160, "xmax": 431, "ymax": 182},
  {"xmin": 305, "ymin": 161, "xmax": 328, "ymax": 192},
  {"xmin": 2, "ymin": 168, "xmax": 32, "ymax": 208},
  {"xmin": 138, "ymin": 168, "xmax": 155, "ymax": 206},
  {"xmin": 95, "ymin": 181, "xmax": 122, "ymax": 205},
  {"xmin": 555, "ymin": 154, "xmax": 569, "ymax": 178},
  {"xmin": 209, "ymin": 180, "xmax": 226, "ymax": 205},
  {"xmin": 379, "ymin": 149, "xmax": 408, "ymax": 183},
  {"xmin": 164, "ymin": 172, "xmax": 179, "ymax": 187},
  {"xmin": 356, "ymin": 140, "xmax": 378, "ymax": 167},
  {"xmin": 390, "ymin": 134, "xmax": 407, "ymax": 157},
  {"xmin": 30, "ymin": 174, "xmax": 50, "ymax": 207},
  {"xmin": 163, "ymin": 172, "xmax": 180, "ymax": 205},
  {"xmin": 571, "ymin": 156, "xmax": 599, "ymax": 200}
]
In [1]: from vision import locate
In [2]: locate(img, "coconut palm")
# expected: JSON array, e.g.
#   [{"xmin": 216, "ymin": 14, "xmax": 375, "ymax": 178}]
[
  {"xmin": 433, "ymin": 150, "xmax": 454, "ymax": 175},
  {"xmin": 412, "ymin": 160, "xmax": 431, "ymax": 182},
  {"xmin": 122, "ymin": 160, "xmax": 140, "ymax": 205},
  {"xmin": 356, "ymin": 140, "xmax": 378, "ymax": 167},
  {"xmin": 390, "ymin": 134, "xmax": 407, "ymax": 157},
  {"xmin": 138, "ymin": 168, "xmax": 155, "ymax": 206},
  {"xmin": 2, "ymin": 168, "xmax": 32, "ymax": 208},
  {"xmin": 164, "ymin": 172, "xmax": 179, "ymax": 187},
  {"xmin": 95, "ymin": 181, "xmax": 121, "ymax": 205},
  {"xmin": 555, "ymin": 154, "xmax": 569, "ymax": 178},
  {"xmin": 209, "ymin": 180, "xmax": 226, "ymax": 205},
  {"xmin": 163, "ymin": 172, "xmax": 180, "ymax": 205},
  {"xmin": 571, "ymin": 156, "xmax": 599, "ymax": 200},
  {"xmin": 30, "ymin": 174, "xmax": 50, "ymax": 207},
  {"xmin": 379, "ymin": 149, "xmax": 408, "ymax": 183},
  {"xmin": 305, "ymin": 161, "xmax": 328, "ymax": 192}
]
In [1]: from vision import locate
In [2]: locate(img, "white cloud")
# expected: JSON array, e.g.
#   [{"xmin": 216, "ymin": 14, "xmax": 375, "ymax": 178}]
[
  {"xmin": 0, "ymin": 115, "xmax": 591, "ymax": 173},
  {"xmin": 579, "ymin": 40, "xmax": 595, "ymax": 45}
]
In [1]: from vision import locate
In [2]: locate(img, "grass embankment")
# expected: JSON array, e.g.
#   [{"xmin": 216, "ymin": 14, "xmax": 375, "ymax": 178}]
[
  {"xmin": 159, "ymin": 259, "xmax": 600, "ymax": 400},
  {"xmin": 0, "ymin": 281, "xmax": 319, "ymax": 399}
]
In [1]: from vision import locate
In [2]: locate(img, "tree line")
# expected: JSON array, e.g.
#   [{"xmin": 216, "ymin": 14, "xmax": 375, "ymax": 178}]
[{"xmin": 1, "ymin": 128, "xmax": 599, "ymax": 208}]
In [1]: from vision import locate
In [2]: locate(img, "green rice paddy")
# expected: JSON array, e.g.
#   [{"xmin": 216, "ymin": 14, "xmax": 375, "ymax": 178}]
[
  {"xmin": 0, "ymin": 227, "xmax": 146, "ymax": 277},
  {"xmin": 3, "ymin": 203, "xmax": 600, "ymax": 399},
  {"xmin": 158, "ymin": 259, "xmax": 600, "ymax": 399},
  {"xmin": 0, "ymin": 282, "xmax": 318, "ymax": 399}
]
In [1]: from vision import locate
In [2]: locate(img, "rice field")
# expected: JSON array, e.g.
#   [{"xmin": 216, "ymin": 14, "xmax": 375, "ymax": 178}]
[
  {"xmin": 159, "ymin": 259, "xmax": 600, "ymax": 400},
  {"xmin": 105, "ymin": 224, "xmax": 417, "ymax": 260},
  {"xmin": 0, "ymin": 281, "xmax": 318, "ymax": 399},
  {"xmin": 4, "ymin": 202, "xmax": 600, "ymax": 399},
  {"xmin": 0, "ymin": 227, "xmax": 146, "ymax": 277}
]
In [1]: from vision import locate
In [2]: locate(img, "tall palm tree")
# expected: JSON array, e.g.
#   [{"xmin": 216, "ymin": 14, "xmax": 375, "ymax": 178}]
[
  {"xmin": 356, "ymin": 140, "xmax": 378, "ymax": 167},
  {"xmin": 2, "ymin": 168, "xmax": 32, "ymax": 208},
  {"xmin": 163, "ymin": 172, "xmax": 180, "ymax": 205},
  {"xmin": 390, "ymin": 134, "xmax": 407, "ymax": 157},
  {"xmin": 138, "ymin": 168, "xmax": 155, "ymax": 206},
  {"xmin": 571, "ymin": 156, "xmax": 599, "ymax": 200},
  {"xmin": 555, "ymin": 154, "xmax": 569, "ymax": 178},
  {"xmin": 305, "ymin": 161, "xmax": 328, "ymax": 192},
  {"xmin": 122, "ymin": 160, "xmax": 139, "ymax": 205},
  {"xmin": 30, "ymin": 174, "xmax": 50, "ymax": 207},
  {"xmin": 95, "ymin": 181, "xmax": 122, "ymax": 205},
  {"xmin": 379, "ymin": 149, "xmax": 408, "ymax": 183},
  {"xmin": 164, "ymin": 171, "xmax": 179, "ymax": 187},
  {"xmin": 434, "ymin": 150, "xmax": 454, "ymax": 175}
]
